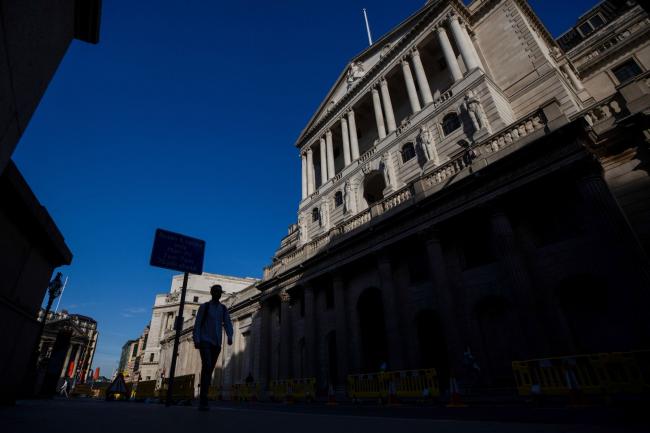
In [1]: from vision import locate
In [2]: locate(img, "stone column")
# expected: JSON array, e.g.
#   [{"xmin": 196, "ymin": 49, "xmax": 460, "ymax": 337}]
[
  {"xmin": 332, "ymin": 275, "xmax": 348, "ymax": 386},
  {"xmin": 401, "ymin": 58, "xmax": 422, "ymax": 114},
  {"xmin": 424, "ymin": 231, "xmax": 464, "ymax": 379},
  {"xmin": 562, "ymin": 63, "xmax": 585, "ymax": 92},
  {"xmin": 410, "ymin": 48, "xmax": 434, "ymax": 105},
  {"xmin": 306, "ymin": 148, "xmax": 315, "ymax": 196},
  {"xmin": 257, "ymin": 301, "xmax": 272, "ymax": 385},
  {"xmin": 449, "ymin": 15, "xmax": 481, "ymax": 72},
  {"xmin": 279, "ymin": 291, "xmax": 292, "ymax": 379},
  {"xmin": 303, "ymin": 285, "xmax": 317, "ymax": 378},
  {"xmin": 377, "ymin": 253, "xmax": 405, "ymax": 370},
  {"xmin": 301, "ymin": 153, "xmax": 307, "ymax": 200},
  {"xmin": 490, "ymin": 207, "xmax": 544, "ymax": 358},
  {"xmin": 436, "ymin": 25, "xmax": 463, "ymax": 82},
  {"xmin": 371, "ymin": 86, "xmax": 387, "ymax": 140},
  {"xmin": 347, "ymin": 110, "xmax": 360, "ymax": 161},
  {"xmin": 319, "ymin": 138, "xmax": 328, "ymax": 185},
  {"xmin": 341, "ymin": 117, "xmax": 351, "ymax": 166},
  {"xmin": 379, "ymin": 78, "xmax": 397, "ymax": 133},
  {"xmin": 325, "ymin": 130, "xmax": 335, "ymax": 179}
]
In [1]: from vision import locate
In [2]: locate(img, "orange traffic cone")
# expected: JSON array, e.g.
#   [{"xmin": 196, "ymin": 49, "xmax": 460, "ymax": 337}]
[
  {"xmin": 327, "ymin": 384, "xmax": 338, "ymax": 406},
  {"xmin": 446, "ymin": 377, "xmax": 467, "ymax": 407}
]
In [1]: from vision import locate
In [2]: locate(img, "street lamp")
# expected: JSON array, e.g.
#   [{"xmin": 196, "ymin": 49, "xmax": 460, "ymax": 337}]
[{"xmin": 27, "ymin": 272, "xmax": 65, "ymax": 395}]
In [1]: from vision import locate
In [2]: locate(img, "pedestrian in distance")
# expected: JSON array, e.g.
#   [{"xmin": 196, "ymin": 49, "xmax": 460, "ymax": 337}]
[
  {"xmin": 193, "ymin": 284, "xmax": 233, "ymax": 411},
  {"xmin": 59, "ymin": 378, "xmax": 69, "ymax": 398}
]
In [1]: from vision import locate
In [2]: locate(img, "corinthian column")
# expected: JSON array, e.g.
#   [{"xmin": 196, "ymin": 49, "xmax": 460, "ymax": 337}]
[
  {"xmin": 279, "ymin": 291, "xmax": 292, "ymax": 379},
  {"xmin": 436, "ymin": 25, "xmax": 463, "ymax": 82},
  {"xmin": 379, "ymin": 78, "xmax": 397, "ymax": 133},
  {"xmin": 449, "ymin": 15, "xmax": 480, "ymax": 72},
  {"xmin": 410, "ymin": 48, "xmax": 434, "ymax": 105},
  {"xmin": 347, "ymin": 110, "xmax": 360, "ymax": 161},
  {"xmin": 333, "ymin": 275, "xmax": 348, "ymax": 386},
  {"xmin": 319, "ymin": 138, "xmax": 328, "ymax": 185},
  {"xmin": 341, "ymin": 117, "xmax": 351, "ymax": 166},
  {"xmin": 325, "ymin": 130, "xmax": 335, "ymax": 179},
  {"xmin": 401, "ymin": 58, "xmax": 421, "ymax": 114},
  {"xmin": 371, "ymin": 86, "xmax": 387, "ymax": 140},
  {"xmin": 301, "ymin": 153, "xmax": 307, "ymax": 199},
  {"xmin": 306, "ymin": 147, "xmax": 314, "ymax": 196}
]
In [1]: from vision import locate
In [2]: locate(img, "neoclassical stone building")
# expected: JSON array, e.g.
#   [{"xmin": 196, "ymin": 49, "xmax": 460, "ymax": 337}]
[
  {"xmin": 138, "ymin": 272, "xmax": 258, "ymax": 383},
  {"xmin": 251, "ymin": 0, "xmax": 650, "ymax": 394}
]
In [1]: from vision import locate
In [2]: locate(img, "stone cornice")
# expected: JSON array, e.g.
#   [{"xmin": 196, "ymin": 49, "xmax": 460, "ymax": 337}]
[{"xmin": 295, "ymin": 0, "xmax": 468, "ymax": 151}]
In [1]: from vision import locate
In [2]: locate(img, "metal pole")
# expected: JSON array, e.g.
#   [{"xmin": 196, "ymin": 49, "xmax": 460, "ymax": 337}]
[
  {"xmin": 363, "ymin": 8, "xmax": 373, "ymax": 46},
  {"xmin": 166, "ymin": 272, "xmax": 189, "ymax": 406},
  {"xmin": 54, "ymin": 276, "xmax": 68, "ymax": 313}
]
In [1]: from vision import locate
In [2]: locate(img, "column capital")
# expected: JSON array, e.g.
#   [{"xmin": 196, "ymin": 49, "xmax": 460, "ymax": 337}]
[
  {"xmin": 279, "ymin": 290, "xmax": 291, "ymax": 303},
  {"xmin": 347, "ymin": 108, "xmax": 355, "ymax": 116},
  {"xmin": 306, "ymin": 147, "xmax": 313, "ymax": 155},
  {"xmin": 371, "ymin": 82, "xmax": 381, "ymax": 91},
  {"xmin": 410, "ymin": 47, "xmax": 421, "ymax": 58},
  {"xmin": 379, "ymin": 76, "xmax": 388, "ymax": 86},
  {"xmin": 325, "ymin": 129, "xmax": 332, "ymax": 137}
]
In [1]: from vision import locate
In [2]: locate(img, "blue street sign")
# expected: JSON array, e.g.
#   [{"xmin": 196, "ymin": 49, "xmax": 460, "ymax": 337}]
[{"xmin": 150, "ymin": 229, "xmax": 205, "ymax": 275}]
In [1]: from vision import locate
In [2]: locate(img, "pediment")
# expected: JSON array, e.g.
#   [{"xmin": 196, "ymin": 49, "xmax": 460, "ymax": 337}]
[{"xmin": 296, "ymin": 2, "xmax": 437, "ymax": 148}]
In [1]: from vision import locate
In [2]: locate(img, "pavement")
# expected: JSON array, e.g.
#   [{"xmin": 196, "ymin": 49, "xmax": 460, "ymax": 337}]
[{"xmin": 2, "ymin": 398, "xmax": 649, "ymax": 433}]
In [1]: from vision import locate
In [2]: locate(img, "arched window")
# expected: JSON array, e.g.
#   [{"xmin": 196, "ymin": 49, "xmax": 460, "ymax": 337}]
[
  {"xmin": 401, "ymin": 142, "xmax": 416, "ymax": 163},
  {"xmin": 442, "ymin": 112, "xmax": 461, "ymax": 136},
  {"xmin": 334, "ymin": 191, "xmax": 343, "ymax": 208},
  {"xmin": 312, "ymin": 207, "xmax": 320, "ymax": 222}
]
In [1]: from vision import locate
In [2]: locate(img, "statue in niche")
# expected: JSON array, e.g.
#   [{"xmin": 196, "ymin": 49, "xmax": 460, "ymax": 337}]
[
  {"xmin": 297, "ymin": 212, "xmax": 308, "ymax": 244},
  {"xmin": 416, "ymin": 124, "xmax": 440, "ymax": 165},
  {"xmin": 463, "ymin": 90, "xmax": 490, "ymax": 133},
  {"xmin": 347, "ymin": 61, "xmax": 365, "ymax": 90},
  {"xmin": 380, "ymin": 152, "xmax": 395, "ymax": 189},
  {"xmin": 344, "ymin": 181, "xmax": 356, "ymax": 214}
]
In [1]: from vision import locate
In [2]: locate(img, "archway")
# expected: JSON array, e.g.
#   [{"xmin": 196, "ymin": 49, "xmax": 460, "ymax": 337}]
[
  {"xmin": 415, "ymin": 310, "xmax": 449, "ymax": 384},
  {"xmin": 556, "ymin": 275, "xmax": 609, "ymax": 353},
  {"xmin": 357, "ymin": 288, "xmax": 388, "ymax": 372},
  {"xmin": 363, "ymin": 171, "xmax": 386, "ymax": 205}
]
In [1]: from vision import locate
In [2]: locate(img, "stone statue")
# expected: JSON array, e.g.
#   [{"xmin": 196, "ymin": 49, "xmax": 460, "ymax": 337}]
[
  {"xmin": 297, "ymin": 212, "xmax": 308, "ymax": 244},
  {"xmin": 380, "ymin": 153, "xmax": 395, "ymax": 189},
  {"xmin": 344, "ymin": 181, "xmax": 356, "ymax": 214},
  {"xmin": 347, "ymin": 61, "xmax": 365, "ymax": 90},
  {"xmin": 380, "ymin": 43, "xmax": 392, "ymax": 59},
  {"xmin": 464, "ymin": 90, "xmax": 490, "ymax": 133},
  {"xmin": 417, "ymin": 124, "xmax": 440, "ymax": 165}
]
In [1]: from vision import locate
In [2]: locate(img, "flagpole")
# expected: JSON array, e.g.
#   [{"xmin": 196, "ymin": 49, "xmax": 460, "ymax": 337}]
[{"xmin": 363, "ymin": 8, "xmax": 373, "ymax": 46}]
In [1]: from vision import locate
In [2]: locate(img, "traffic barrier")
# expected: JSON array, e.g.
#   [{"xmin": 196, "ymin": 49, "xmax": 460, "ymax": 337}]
[
  {"xmin": 512, "ymin": 350, "xmax": 650, "ymax": 398},
  {"xmin": 269, "ymin": 378, "xmax": 316, "ymax": 402},
  {"xmin": 91, "ymin": 383, "xmax": 109, "ymax": 399},
  {"xmin": 160, "ymin": 374, "xmax": 195, "ymax": 401},
  {"xmin": 347, "ymin": 368, "xmax": 440, "ymax": 401},
  {"xmin": 70, "ymin": 384, "xmax": 92, "ymax": 398},
  {"xmin": 133, "ymin": 380, "xmax": 157, "ymax": 400}
]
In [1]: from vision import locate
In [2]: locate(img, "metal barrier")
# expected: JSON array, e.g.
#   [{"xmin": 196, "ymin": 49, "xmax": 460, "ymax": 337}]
[
  {"xmin": 269, "ymin": 378, "xmax": 316, "ymax": 402},
  {"xmin": 512, "ymin": 350, "xmax": 650, "ymax": 397},
  {"xmin": 91, "ymin": 383, "xmax": 109, "ymax": 399},
  {"xmin": 133, "ymin": 380, "xmax": 157, "ymax": 400},
  {"xmin": 347, "ymin": 369, "xmax": 440, "ymax": 400},
  {"xmin": 210, "ymin": 383, "xmax": 261, "ymax": 401},
  {"xmin": 70, "ymin": 384, "xmax": 92, "ymax": 397},
  {"xmin": 160, "ymin": 374, "xmax": 195, "ymax": 401}
]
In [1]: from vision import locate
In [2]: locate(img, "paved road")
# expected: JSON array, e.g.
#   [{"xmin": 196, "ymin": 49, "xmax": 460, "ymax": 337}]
[{"xmin": 2, "ymin": 399, "xmax": 648, "ymax": 433}]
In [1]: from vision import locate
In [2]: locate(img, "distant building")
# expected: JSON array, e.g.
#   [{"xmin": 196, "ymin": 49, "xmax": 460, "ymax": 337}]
[
  {"xmin": 0, "ymin": 0, "xmax": 101, "ymax": 404},
  {"xmin": 118, "ymin": 340, "xmax": 137, "ymax": 374},
  {"xmin": 132, "ymin": 272, "xmax": 258, "ymax": 383},
  {"xmin": 37, "ymin": 310, "xmax": 98, "ymax": 396}
]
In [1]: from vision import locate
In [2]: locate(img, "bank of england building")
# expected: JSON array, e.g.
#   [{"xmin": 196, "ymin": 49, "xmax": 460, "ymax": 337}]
[{"xmin": 253, "ymin": 0, "xmax": 650, "ymax": 392}]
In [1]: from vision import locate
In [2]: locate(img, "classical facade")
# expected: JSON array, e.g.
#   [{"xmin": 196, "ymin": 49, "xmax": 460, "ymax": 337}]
[
  {"xmin": 36, "ymin": 310, "xmax": 99, "ymax": 396},
  {"xmin": 251, "ymin": 0, "xmax": 650, "ymax": 395},
  {"xmin": 119, "ymin": 325, "xmax": 149, "ymax": 382},
  {"xmin": 138, "ymin": 272, "xmax": 258, "ymax": 382}
]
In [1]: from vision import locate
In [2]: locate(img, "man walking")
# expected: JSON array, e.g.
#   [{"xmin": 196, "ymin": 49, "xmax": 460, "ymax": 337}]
[{"xmin": 193, "ymin": 284, "xmax": 233, "ymax": 411}]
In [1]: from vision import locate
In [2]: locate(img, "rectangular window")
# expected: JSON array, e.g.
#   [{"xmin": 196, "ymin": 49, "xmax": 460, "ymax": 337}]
[
  {"xmin": 193, "ymin": 296, "xmax": 199, "ymax": 303},
  {"xmin": 589, "ymin": 14, "xmax": 604, "ymax": 29},
  {"xmin": 191, "ymin": 310, "xmax": 196, "ymax": 317},
  {"xmin": 578, "ymin": 21, "xmax": 594, "ymax": 36},
  {"xmin": 612, "ymin": 59, "xmax": 643, "ymax": 84}
]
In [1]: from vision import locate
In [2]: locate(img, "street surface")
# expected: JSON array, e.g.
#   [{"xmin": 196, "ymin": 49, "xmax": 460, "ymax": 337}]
[{"xmin": 2, "ymin": 399, "xmax": 648, "ymax": 433}]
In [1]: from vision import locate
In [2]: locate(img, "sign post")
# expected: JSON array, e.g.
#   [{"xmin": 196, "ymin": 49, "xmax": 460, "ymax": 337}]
[{"xmin": 150, "ymin": 228, "xmax": 205, "ymax": 407}]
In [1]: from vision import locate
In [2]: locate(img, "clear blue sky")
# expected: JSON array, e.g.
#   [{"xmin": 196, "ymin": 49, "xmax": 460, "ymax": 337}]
[{"xmin": 13, "ymin": 0, "xmax": 597, "ymax": 377}]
